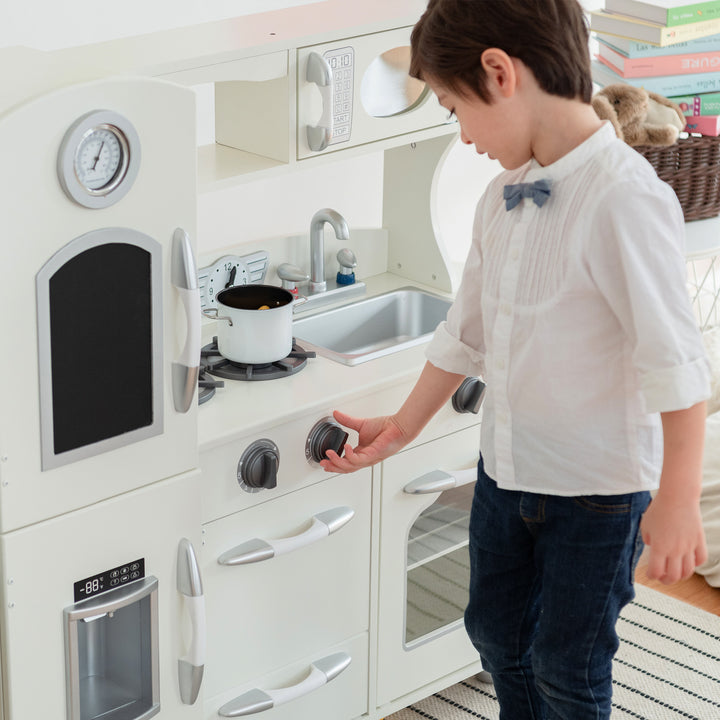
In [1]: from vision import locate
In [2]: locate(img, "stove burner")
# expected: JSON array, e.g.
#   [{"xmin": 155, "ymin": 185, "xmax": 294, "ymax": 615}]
[
  {"xmin": 201, "ymin": 337, "xmax": 315, "ymax": 382},
  {"xmin": 198, "ymin": 368, "xmax": 224, "ymax": 404}
]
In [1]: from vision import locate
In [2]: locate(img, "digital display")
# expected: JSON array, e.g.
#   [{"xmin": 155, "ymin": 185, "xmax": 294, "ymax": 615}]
[{"xmin": 73, "ymin": 558, "xmax": 145, "ymax": 602}]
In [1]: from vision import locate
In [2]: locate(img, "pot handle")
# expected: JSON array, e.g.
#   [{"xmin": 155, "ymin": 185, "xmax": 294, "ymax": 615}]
[
  {"xmin": 292, "ymin": 295, "xmax": 309, "ymax": 312},
  {"xmin": 202, "ymin": 308, "xmax": 233, "ymax": 326}
]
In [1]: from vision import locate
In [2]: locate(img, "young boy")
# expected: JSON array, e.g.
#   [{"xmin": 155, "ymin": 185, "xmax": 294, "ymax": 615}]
[{"xmin": 320, "ymin": 0, "xmax": 710, "ymax": 717}]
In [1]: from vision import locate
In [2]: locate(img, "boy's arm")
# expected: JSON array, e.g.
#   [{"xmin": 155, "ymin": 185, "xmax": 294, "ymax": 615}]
[
  {"xmin": 640, "ymin": 400, "xmax": 708, "ymax": 585},
  {"xmin": 320, "ymin": 361, "xmax": 466, "ymax": 474}
]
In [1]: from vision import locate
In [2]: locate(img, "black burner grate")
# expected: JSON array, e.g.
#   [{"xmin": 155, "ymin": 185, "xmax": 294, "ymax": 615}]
[{"xmin": 200, "ymin": 337, "xmax": 315, "ymax": 382}]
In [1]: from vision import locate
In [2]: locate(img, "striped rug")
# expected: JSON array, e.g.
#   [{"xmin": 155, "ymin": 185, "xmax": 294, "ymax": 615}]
[{"xmin": 386, "ymin": 584, "xmax": 720, "ymax": 720}]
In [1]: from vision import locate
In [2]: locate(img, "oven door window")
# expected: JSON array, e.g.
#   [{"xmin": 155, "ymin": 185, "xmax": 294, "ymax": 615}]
[
  {"xmin": 36, "ymin": 228, "xmax": 163, "ymax": 470},
  {"xmin": 405, "ymin": 483, "xmax": 473, "ymax": 645}
]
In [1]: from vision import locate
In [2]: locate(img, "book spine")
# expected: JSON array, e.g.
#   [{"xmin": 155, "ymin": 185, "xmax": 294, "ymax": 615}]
[
  {"xmin": 592, "ymin": 58, "xmax": 720, "ymax": 94},
  {"xmin": 606, "ymin": 0, "xmax": 720, "ymax": 27},
  {"xmin": 660, "ymin": 16, "xmax": 720, "ymax": 43},
  {"xmin": 598, "ymin": 43, "xmax": 720, "ymax": 76},
  {"xmin": 667, "ymin": 2, "xmax": 720, "ymax": 27},
  {"xmin": 591, "ymin": 11, "xmax": 720, "ymax": 46},
  {"xmin": 669, "ymin": 92, "xmax": 720, "ymax": 114},
  {"xmin": 684, "ymin": 114, "xmax": 720, "ymax": 133},
  {"xmin": 595, "ymin": 30, "xmax": 720, "ymax": 56}
]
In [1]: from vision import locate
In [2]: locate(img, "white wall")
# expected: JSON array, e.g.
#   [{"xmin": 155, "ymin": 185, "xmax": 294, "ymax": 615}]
[
  {"xmin": 1, "ymin": 0, "xmax": 326, "ymax": 50},
  {"xmin": 1, "ymin": 0, "xmax": 385, "ymax": 259}
]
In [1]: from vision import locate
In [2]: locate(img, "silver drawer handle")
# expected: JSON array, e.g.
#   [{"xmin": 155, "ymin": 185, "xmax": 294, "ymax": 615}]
[
  {"xmin": 217, "ymin": 652, "xmax": 351, "ymax": 717},
  {"xmin": 217, "ymin": 506, "xmax": 354, "ymax": 566},
  {"xmin": 403, "ymin": 467, "xmax": 477, "ymax": 494}
]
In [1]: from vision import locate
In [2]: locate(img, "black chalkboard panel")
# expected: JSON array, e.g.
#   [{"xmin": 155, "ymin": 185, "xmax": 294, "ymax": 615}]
[{"xmin": 48, "ymin": 243, "xmax": 153, "ymax": 455}]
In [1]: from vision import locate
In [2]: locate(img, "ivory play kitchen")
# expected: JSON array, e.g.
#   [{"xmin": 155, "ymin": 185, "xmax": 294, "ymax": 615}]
[{"xmin": 0, "ymin": 2, "xmax": 493, "ymax": 719}]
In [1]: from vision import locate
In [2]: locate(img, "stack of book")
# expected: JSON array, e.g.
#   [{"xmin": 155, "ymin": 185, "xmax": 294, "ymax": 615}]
[{"xmin": 590, "ymin": 0, "xmax": 720, "ymax": 136}]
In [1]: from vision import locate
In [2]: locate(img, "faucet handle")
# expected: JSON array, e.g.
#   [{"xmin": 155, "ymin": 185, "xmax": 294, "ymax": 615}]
[
  {"xmin": 336, "ymin": 249, "xmax": 357, "ymax": 286},
  {"xmin": 336, "ymin": 248, "xmax": 357, "ymax": 270},
  {"xmin": 277, "ymin": 263, "xmax": 310, "ymax": 294}
]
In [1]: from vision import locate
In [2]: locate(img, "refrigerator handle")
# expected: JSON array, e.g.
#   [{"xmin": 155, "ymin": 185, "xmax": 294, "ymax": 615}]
[
  {"xmin": 177, "ymin": 538, "xmax": 205, "ymax": 705},
  {"xmin": 171, "ymin": 228, "xmax": 201, "ymax": 413}
]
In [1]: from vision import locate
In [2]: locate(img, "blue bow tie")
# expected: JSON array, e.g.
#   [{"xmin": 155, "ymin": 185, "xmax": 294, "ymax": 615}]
[{"xmin": 503, "ymin": 179, "xmax": 552, "ymax": 211}]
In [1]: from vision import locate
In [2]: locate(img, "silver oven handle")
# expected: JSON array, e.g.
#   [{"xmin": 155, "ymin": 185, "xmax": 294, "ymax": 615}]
[
  {"xmin": 217, "ymin": 652, "xmax": 351, "ymax": 717},
  {"xmin": 217, "ymin": 506, "xmax": 354, "ymax": 566},
  {"xmin": 177, "ymin": 538, "xmax": 205, "ymax": 705},
  {"xmin": 305, "ymin": 51, "xmax": 333, "ymax": 152},
  {"xmin": 403, "ymin": 467, "xmax": 477, "ymax": 494},
  {"xmin": 171, "ymin": 228, "xmax": 201, "ymax": 413}
]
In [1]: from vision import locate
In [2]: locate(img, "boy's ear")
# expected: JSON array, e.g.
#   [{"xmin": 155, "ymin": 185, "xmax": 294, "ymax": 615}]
[{"xmin": 480, "ymin": 48, "xmax": 517, "ymax": 99}]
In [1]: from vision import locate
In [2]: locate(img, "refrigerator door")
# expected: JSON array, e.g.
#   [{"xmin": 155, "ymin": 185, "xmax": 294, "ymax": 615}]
[{"xmin": 0, "ymin": 471, "xmax": 203, "ymax": 720}]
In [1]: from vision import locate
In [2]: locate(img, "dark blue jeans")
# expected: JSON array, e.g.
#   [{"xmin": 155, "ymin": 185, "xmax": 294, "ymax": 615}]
[{"xmin": 465, "ymin": 455, "xmax": 650, "ymax": 720}]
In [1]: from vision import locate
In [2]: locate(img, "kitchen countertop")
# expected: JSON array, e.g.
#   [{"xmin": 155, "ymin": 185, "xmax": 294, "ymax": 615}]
[{"xmin": 198, "ymin": 273, "xmax": 453, "ymax": 452}]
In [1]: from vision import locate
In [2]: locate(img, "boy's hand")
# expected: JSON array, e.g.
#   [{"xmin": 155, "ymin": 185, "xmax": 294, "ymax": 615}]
[
  {"xmin": 319, "ymin": 410, "xmax": 409, "ymax": 474},
  {"xmin": 640, "ymin": 491, "xmax": 707, "ymax": 585}
]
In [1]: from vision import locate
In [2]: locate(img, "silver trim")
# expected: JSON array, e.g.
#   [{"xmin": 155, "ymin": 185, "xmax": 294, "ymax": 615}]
[
  {"xmin": 36, "ymin": 228, "xmax": 164, "ymax": 471},
  {"xmin": 177, "ymin": 538, "xmax": 203, "ymax": 598},
  {"xmin": 64, "ymin": 577, "xmax": 160, "ymax": 720},
  {"xmin": 218, "ymin": 538, "xmax": 274, "ymax": 566},
  {"xmin": 57, "ymin": 109, "xmax": 141, "ymax": 209},
  {"xmin": 218, "ymin": 689, "xmax": 273, "ymax": 717},
  {"xmin": 171, "ymin": 228, "xmax": 200, "ymax": 413}
]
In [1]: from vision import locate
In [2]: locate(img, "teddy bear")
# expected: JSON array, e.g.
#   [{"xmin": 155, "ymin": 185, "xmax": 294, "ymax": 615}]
[{"xmin": 591, "ymin": 83, "xmax": 686, "ymax": 147}]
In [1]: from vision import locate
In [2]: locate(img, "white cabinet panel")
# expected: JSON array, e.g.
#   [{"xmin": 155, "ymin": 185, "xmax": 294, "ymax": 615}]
[{"xmin": 201, "ymin": 470, "xmax": 371, "ymax": 698}]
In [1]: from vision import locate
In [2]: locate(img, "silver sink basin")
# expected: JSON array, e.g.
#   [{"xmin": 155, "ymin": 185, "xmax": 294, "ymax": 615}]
[{"xmin": 293, "ymin": 287, "xmax": 452, "ymax": 365}]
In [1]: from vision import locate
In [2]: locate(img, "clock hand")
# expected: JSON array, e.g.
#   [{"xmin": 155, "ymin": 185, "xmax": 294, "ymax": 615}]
[
  {"xmin": 91, "ymin": 142, "xmax": 105, "ymax": 170},
  {"xmin": 225, "ymin": 266, "xmax": 237, "ymax": 289}
]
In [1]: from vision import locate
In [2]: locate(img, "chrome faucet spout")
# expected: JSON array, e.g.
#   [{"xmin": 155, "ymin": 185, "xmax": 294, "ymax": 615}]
[{"xmin": 309, "ymin": 208, "xmax": 350, "ymax": 293}]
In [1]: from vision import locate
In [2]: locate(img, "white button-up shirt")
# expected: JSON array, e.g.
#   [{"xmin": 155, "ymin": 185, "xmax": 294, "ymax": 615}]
[{"xmin": 426, "ymin": 122, "xmax": 711, "ymax": 495}]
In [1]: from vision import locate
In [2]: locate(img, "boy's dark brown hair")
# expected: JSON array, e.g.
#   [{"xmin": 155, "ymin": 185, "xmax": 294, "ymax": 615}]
[{"xmin": 410, "ymin": 0, "xmax": 593, "ymax": 103}]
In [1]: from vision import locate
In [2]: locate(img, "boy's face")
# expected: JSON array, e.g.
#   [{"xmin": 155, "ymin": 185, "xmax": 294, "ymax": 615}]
[{"xmin": 428, "ymin": 79, "xmax": 531, "ymax": 171}]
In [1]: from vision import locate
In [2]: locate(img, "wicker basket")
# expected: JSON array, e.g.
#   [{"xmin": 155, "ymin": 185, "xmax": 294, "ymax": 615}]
[{"xmin": 633, "ymin": 135, "xmax": 720, "ymax": 222}]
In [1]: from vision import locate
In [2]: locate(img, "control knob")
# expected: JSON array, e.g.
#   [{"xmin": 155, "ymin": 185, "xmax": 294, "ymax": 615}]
[
  {"xmin": 452, "ymin": 377, "xmax": 486, "ymax": 414},
  {"xmin": 306, "ymin": 417, "xmax": 349, "ymax": 464},
  {"xmin": 237, "ymin": 439, "xmax": 280, "ymax": 492}
]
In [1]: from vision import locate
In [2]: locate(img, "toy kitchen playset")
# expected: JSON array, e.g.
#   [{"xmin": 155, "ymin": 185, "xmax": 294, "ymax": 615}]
[{"xmin": 0, "ymin": 1, "xmax": 500, "ymax": 719}]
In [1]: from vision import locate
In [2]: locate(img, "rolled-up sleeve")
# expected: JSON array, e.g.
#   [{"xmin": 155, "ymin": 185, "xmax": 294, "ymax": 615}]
[
  {"xmin": 587, "ymin": 178, "xmax": 711, "ymax": 413},
  {"xmin": 425, "ymin": 194, "xmax": 488, "ymax": 378}
]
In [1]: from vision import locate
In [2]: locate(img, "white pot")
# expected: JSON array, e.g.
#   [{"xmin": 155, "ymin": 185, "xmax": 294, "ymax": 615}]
[{"xmin": 209, "ymin": 285, "xmax": 295, "ymax": 364}]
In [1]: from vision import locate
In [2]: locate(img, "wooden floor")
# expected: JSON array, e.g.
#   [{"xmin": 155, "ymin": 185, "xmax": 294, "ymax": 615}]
[{"xmin": 635, "ymin": 559, "xmax": 720, "ymax": 616}]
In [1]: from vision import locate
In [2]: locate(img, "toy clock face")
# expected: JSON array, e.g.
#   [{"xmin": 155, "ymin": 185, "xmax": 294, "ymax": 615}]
[{"xmin": 57, "ymin": 109, "xmax": 141, "ymax": 209}]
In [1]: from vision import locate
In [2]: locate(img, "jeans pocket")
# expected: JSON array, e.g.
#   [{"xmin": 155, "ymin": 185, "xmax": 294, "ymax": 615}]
[{"xmin": 572, "ymin": 494, "xmax": 633, "ymax": 515}]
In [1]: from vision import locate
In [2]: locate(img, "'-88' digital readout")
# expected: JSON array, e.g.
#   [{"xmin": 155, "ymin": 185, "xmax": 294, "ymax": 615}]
[{"xmin": 73, "ymin": 558, "xmax": 145, "ymax": 602}]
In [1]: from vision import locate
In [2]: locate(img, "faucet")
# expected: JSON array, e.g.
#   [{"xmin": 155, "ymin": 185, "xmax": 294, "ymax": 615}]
[{"xmin": 309, "ymin": 208, "xmax": 350, "ymax": 294}]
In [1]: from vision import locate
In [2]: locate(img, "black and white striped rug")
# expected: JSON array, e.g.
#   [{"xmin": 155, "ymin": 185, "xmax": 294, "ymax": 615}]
[{"xmin": 387, "ymin": 584, "xmax": 720, "ymax": 720}]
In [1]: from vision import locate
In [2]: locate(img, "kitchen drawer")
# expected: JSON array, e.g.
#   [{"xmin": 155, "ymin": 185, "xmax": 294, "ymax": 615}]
[
  {"xmin": 204, "ymin": 632, "xmax": 368, "ymax": 720},
  {"xmin": 201, "ymin": 470, "xmax": 371, "ymax": 698}
]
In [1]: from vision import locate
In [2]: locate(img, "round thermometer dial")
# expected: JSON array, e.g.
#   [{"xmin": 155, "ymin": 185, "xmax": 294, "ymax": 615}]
[
  {"xmin": 58, "ymin": 110, "xmax": 141, "ymax": 209},
  {"xmin": 74, "ymin": 124, "xmax": 128, "ymax": 193}
]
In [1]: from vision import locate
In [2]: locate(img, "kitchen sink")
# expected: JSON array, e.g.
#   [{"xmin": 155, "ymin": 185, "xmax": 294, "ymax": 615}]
[{"xmin": 293, "ymin": 287, "xmax": 452, "ymax": 365}]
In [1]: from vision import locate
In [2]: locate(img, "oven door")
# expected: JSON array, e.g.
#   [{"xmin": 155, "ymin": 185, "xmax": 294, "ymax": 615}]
[
  {"xmin": 297, "ymin": 26, "xmax": 453, "ymax": 159},
  {"xmin": 376, "ymin": 425, "xmax": 484, "ymax": 708}
]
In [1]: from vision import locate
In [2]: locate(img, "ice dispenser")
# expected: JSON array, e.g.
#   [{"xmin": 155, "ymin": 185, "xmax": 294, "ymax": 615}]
[{"xmin": 64, "ymin": 575, "xmax": 159, "ymax": 720}]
